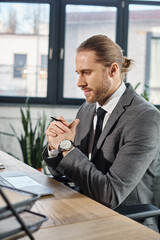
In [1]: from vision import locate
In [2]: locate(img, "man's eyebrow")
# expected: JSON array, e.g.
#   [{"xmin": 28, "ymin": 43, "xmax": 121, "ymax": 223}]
[{"xmin": 76, "ymin": 69, "xmax": 92, "ymax": 73}]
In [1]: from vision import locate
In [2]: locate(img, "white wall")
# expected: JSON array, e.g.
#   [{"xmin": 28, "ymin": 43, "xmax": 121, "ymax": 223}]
[{"xmin": 0, "ymin": 104, "xmax": 79, "ymax": 161}]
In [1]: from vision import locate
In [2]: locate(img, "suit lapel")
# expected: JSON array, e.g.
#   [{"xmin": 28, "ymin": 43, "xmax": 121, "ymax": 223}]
[
  {"xmin": 91, "ymin": 83, "xmax": 137, "ymax": 159},
  {"xmin": 79, "ymin": 104, "xmax": 96, "ymax": 156}
]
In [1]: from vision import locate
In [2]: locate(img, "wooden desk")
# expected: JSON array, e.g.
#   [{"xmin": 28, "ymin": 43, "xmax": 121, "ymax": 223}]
[{"xmin": 0, "ymin": 150, "xmax": 160, "ymax": 240}]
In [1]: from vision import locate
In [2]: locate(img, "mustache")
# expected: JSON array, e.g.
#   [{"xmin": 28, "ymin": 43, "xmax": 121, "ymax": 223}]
[{"xmin": 81, "ymin": 87, "xmax": 92, "ymax": 91}]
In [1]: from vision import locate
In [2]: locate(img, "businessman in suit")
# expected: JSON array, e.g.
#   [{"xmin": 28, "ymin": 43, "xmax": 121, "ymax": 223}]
[{"xmin": 43, "ymin": 35, "xmax": 160, "ymax": 231}]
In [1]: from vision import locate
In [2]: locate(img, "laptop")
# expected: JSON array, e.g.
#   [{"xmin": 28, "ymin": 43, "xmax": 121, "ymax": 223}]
[{"xmin": 0, "ymin": 171, "xmax": 54, "ymax": 196}]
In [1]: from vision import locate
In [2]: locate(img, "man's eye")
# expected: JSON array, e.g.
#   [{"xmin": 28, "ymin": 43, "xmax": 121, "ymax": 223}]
[{"xmin": 84, "ymin": 71, "xmax": 90, "ymax": 75}]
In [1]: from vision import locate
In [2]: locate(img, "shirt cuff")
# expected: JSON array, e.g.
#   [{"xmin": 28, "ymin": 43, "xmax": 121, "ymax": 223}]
[{"xmin": 48, "ymin": 145, "xmax": 59, "ymax": 158}]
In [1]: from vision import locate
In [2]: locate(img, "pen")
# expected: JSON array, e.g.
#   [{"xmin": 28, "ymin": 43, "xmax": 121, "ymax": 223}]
[
  {"xmin": 50, "ymin": 116, "xmax": 63, "ymax": 122},
  {"xmin": 50, "ymin": 116, "xmax": 69, "ymax": 127}
]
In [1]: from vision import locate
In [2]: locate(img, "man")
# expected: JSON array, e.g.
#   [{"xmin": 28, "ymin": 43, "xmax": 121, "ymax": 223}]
[{"xmin": 43, "ymin": 35, "xmax": 160, "ymax": 231}]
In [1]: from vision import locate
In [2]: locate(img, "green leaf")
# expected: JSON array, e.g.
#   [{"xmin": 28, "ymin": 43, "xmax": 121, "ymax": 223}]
[
  {"xmin": 0, "ymin": 131, "xmax": 15, "ymax": 137},
  {"xmin": 10, "ymin": 124, "xmax": 20, "ymax": 141},
  {"xmin": 134, "ymin": 82, "xmax": 141, "ymax": 90},
  {"xmin": 26, "ymin": 135, "xmax": 32, "ymax": 166},
  {"xmin": 0, "ymin": 98, "xmax": 47, "ymax": 170},
  {"xmin": 20, "ymin": 108, "xmax": 28, "ymax": 135}
]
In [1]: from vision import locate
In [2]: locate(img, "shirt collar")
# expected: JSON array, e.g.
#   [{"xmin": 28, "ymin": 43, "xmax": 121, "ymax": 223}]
[{"xmin": 96, "ymin": 82, "xmax": 126, "ymax": 114}]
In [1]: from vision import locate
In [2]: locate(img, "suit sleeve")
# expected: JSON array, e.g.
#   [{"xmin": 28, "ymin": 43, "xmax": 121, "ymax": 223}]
[
  {"xmin": 42, "ymin": 146, "xmax": 63, "ymax": 177},
  {"xmin": 56, "ymin": 108, "xmax": 160, "ymax": 208}
]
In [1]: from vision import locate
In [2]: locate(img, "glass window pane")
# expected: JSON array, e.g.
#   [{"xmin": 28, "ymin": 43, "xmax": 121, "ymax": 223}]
[
  {"xmin": 148, "ymin": 34, "xmax": 160, "ymax": 104},
  {"xmin": 14, "ymin": 54, "xmax": 27, "ymax": 78},
  {"xmin": 127, "ymin": 5, "xmax": 160, "ymax": 104},
  {"xmin": 0, "ymin": 2, "xmax": 49, "ymax": 97},
  {"xmin": 64, "ymin": 5, "xmax": 117, "ymax": 99}
]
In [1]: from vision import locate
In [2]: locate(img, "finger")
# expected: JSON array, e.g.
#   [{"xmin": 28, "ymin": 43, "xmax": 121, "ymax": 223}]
[
  {"xmin": 69, "ymin": 118, "xmax": 80, "ymax": 130},
  {"xmin": 48, "ymin": 122, "xmax": 67, "ymax": 135},
  {"xmin": 45, "ymin": 129, "xmax": 57, "ymax": 137},
  {"xmin": 58, "ymin": 115, "xmax": 69, "ymax": 127},
  {"xmin": 54, "ymin": 121, "xmax": 69, "ymax": 133},
  {"xmin": 49, "ymin": 125, "xmax": 67, "ymax": 135},
  {"xmin": 50, "ymin": 119, "xmax": 69, "ymax": 132}
]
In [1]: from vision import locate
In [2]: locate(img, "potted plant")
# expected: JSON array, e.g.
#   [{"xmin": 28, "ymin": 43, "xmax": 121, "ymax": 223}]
[{"xmin": 0, "ymin": 100, "xmax": 47, "ymax": 171}]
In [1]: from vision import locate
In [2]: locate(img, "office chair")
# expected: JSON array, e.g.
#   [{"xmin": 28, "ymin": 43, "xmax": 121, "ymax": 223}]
[
  {"xmin": 115, "ymin": 204, "xmax": 160, "ymax": 231},
  {"xmin": 115, "ymin": 159, "xmax": 160, "ymax": 232},
  {"xmin": 115, "ymin": 176, "xmax": 160, "ymax": 232}
]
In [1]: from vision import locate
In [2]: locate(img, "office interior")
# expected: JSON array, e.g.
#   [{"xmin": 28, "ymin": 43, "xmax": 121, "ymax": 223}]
[
  {"xmin": 0, "ymin": 0, "xmax": 160, "ymax": 158},
  {"xmin": 0, "ymin": 1, "xmax": 160, "ymax": 237}
]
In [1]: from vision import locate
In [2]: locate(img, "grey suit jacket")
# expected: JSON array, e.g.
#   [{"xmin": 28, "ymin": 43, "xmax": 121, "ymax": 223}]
[{"xmin": 43, "ymin": 83, "xmax": 160, "ymax": 229}]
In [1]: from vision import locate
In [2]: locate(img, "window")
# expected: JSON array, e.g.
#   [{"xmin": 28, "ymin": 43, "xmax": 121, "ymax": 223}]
[
  {"xmin": 40, "ymin": 55, "xmax": 48, "ymax": 80},
  {"xmin": 14, "ymin": 54, "xmax": 27, "ymax": 78},
  {"xmin": 0, "ymin": 1, "xmax": 49, "ymax": 99},
  {"xmin": 127, "ymin": 4, "xmax": 160, "ymax": 105},
  {"xmin": 0, "ymin": 0, "xmax": 160, "ymax": 106},
  {"xmin": 63, "ymin": 5, "xmax": 117, "ymax": 100},
  {"xmin": 146, "ymin": 33, "xmax": 160, "ymax": 104}
]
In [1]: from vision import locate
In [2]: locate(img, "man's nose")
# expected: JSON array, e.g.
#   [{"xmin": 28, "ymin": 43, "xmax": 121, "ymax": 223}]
[{"xmin": 77, "ymin": 75, "xmax": 87, "ymax": 88}]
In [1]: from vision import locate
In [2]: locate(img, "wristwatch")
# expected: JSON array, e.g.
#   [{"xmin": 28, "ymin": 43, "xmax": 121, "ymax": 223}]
[{"xmin": 58, "ymin": 140, "xmax": 74, "ymax": 152}]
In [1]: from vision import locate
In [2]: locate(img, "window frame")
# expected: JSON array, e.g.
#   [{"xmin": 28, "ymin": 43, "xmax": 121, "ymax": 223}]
[
  {"xmin": 128, "ymin": 0, "xmax": 160, "ymax": 108},
  {"xmin": 0, "ymin": 0, "xmax": 58, "ymax": 104},
  {"xmin": 57, "ymin": 0, "xmax": 125, "ymax": 105},
  {"xmin": 145, "ymin": 32, "xmax": 160, "ymax": 99},
  {"xmin": 0, "ymin": 0, "xmax": 160, "ymax": 106}
]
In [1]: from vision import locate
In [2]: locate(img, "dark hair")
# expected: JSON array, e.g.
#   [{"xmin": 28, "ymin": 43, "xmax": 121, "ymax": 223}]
[{"xmin": 77, "ymin": 35, "xmax": 133, "ymax": 80}]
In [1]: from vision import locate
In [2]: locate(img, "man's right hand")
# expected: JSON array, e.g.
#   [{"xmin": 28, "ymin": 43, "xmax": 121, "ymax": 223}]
[{"xmin": 45, "ymin": 116, "xmax": 80, "ymax": 150}]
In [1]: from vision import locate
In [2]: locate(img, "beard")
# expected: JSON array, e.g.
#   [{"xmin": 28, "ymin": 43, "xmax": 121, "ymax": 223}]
[{"xmin": 85, "ymin": 81, "xmax": 111, "ymax": 105}]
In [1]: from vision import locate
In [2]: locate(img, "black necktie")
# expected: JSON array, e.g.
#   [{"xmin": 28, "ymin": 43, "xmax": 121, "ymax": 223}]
[{"xmin": 92, "ymin": 107, "xmax": 106, "ymax": 152}]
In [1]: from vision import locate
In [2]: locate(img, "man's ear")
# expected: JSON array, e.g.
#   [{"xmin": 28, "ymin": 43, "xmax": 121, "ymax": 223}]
[{"xmin": 109, "ymin": 63, "xmax": 119, "ymax": 76}]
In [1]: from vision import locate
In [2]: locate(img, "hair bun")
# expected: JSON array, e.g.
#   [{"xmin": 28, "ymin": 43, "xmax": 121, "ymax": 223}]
[{"xmin": 122, "ymin": 57, "xmax": 133, "ymax": 72}]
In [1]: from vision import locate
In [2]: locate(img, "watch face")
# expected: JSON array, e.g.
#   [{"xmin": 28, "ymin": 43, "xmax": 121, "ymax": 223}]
[{"xmin": 60, "ymin": 140, "xmax": 72, "ymax": 150}]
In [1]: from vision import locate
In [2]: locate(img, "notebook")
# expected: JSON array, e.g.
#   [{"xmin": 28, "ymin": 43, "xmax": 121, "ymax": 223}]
[{"xmin": 0, "ymin": 171, "xmax": 54, "ymax": 196}]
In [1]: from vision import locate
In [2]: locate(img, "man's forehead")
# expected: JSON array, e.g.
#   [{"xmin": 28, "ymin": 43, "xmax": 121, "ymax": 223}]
[
  {"xmin": 75, "ymin": 50, "xmax": 98, "ymax": 64},
  {"xmin": 76, "ymin": 50, "xmax": 96, "ymax": 58}
]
